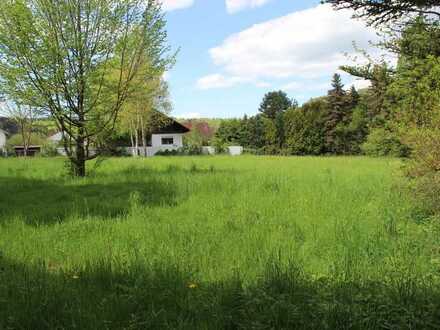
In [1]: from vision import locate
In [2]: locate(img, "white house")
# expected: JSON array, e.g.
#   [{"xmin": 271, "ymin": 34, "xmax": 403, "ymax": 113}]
[
  {"xmin": 0, "ymin": 117, "xmax": 19, "ymax": 155},
  {"xmin": 127, "ymin": 118, "xmax": 190, "ymax": 156},
  {"xmin": 0, "ymin": 128, "xmax": 6, "ymax": 154},
  {"xmin": 49, "ymin": 115, "xmax": 190, "ymax": 157}
]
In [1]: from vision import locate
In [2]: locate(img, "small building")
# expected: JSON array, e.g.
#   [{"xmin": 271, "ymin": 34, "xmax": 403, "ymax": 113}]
[
  {"xmin": 126, "ymin": 118, "xmax": 190, "ymax": 156},
  {"xmin": 14, "ymin": 145, "xmax": 41, "ymax": 157},
  {"xmin": 0, "ymin": 128, "xmax": 6, "ymax": 154},
  {"xmin": 150, "ymin": 119, "xmax": 190, "ymax": 154},
  {"xmin": 49, "ymin": 114, "xmax": 190, "ymax": 157},
  {"xmin": 0, "ymin": 117, "xmax": 19, "ymax": 155}
]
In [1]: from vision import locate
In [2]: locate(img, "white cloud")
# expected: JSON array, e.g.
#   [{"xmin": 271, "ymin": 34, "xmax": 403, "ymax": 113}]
[
  {"xmin": 196, "ymin": 73, "xmax": 271, "ymax": 90},
  {"xmin": 255, "ymin": 81, "xmax": 271, "ymax": 88},
  {"xmin": 201, "ymin": 4, "xmax": 385, "ymax": 90},
  {"xmin": 160, "ymin": 0, "xmax": 194, "ymax": 11},
  {"xmin": 351, "ymin": 79, "xmax": 371, "ymax": 90},
  {"xmin": 226, "ymin": 0, "xmax": 272, "ymax": 14}
]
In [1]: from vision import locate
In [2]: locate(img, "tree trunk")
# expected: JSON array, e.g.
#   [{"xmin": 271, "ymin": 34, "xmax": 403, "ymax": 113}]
[
  {"xmin": 135, "ymin": 130, "xmax": 139, "ymax": 157},
  {"xmin": 140, "ymin": 115, "xmax": 146, "ymax": 157},
  {"xmin": 73, "ymin": 137, "xmax": 86, "ymax": 177},
  {"xmin": 20, "ymin": 123, "xmax": 28, "ymax": 157}
]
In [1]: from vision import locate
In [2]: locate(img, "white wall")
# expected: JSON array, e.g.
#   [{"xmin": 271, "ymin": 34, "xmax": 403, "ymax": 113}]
[
  {"xmin": 202, "ymin": 146, "xmax": 216, "ymax": 155},
  {"xmin": 151, "ymin": 134, "xmax": 183, "ymax": 148},
  {"xmin": 228, "ymin": 146, "xmax": 243, "ymax": 156},
  {"xmin": 125, "ymin": 134, "xmax": 185, "ymax": 157},
  {"xmin": 0, "ymin": 129, "xmax": 6, "ymax": 150}
]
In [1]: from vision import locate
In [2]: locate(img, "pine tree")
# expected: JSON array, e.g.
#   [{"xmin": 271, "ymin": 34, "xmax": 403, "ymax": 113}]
[
  {"xmin": 324, "ymin": 73, "xmax": 349, "ymax": 153},
  {"xmin": 258, "ymin": 91, "xmax": 292, "ymax": 120},
  {"xmin": 348, "ymin": 85, "xmax": 360, "ymax": 108}
]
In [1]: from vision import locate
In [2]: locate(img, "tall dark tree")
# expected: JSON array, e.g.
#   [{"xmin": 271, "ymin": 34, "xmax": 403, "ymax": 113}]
[
  {"xmin": 341, "ymin": 63, "xmax": 394, "ymax": 125},
  {"xmin": 348, "ymin": 85, "xmax": 360, "ymax": 108},
  {"xmin": 324, "ymin": 73, "xmax": 350, "ymax": 153},
  {"xmin": 248, "ymin": 115, "xmax": 266, "ymax": 150},
  {"xmin": 284, "ymin": 99, "xmax": 327, "ymax": 155},
  {"xmin": 324, "ymin": 0, "xmax": 440, "ymax": 26},
  {"xmin": 258, "ymin": 91, "xmax": 292, "ymax": 120}
]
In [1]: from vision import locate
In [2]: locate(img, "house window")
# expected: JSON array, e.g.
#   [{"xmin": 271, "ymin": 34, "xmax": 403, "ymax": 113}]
[{"xmin": 161, "ymin": 137, "xmax": 174, "ymax": 145}]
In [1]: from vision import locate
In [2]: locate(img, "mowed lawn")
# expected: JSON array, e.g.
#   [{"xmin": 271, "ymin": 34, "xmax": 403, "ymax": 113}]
[{"xmin": 1, "ymin": 156, "xmax": 440, "ymax": 329}]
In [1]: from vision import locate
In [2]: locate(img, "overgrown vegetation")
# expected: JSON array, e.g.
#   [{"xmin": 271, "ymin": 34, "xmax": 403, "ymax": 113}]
[{"xmin": 1, "ymin": 156, "xmax": 440, "ymax": 329}]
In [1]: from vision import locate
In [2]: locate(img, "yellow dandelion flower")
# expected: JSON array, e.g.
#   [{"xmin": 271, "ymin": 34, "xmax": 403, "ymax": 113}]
[{"xmin": 188, "ymin": 283, "xmax": 197, "ymax": 289}]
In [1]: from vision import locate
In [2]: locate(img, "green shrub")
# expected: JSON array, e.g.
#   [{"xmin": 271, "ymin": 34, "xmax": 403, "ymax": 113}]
[
  {"xmin": 6, "ymin": 133, "xmax": 47, "ymax": 148},
  {"xmin": 403, "ymin": 127, "xmax": 440, "ymax": 215},
  {"xmin": 40, "ymin": 143, "xmax": 59, "ymax": 157},
  {"xmin": 362, "ymin": 128, "xmax": 410, "ymax": 157}
]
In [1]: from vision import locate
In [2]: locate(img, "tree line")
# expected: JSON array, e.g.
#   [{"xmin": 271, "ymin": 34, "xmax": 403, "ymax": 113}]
[{"xmin": 215, "ymin": 76, "xmax": 379, "ymax": 156}]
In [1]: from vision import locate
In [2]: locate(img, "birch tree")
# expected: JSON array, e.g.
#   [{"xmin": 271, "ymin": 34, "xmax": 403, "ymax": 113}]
[{"xmin": 0, "ymin": 0, "xmax": 173, "ymax": 176}]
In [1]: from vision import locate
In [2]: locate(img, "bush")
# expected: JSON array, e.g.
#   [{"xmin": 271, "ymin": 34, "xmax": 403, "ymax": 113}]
[
  {"xmin": 362, "ymin": 128, "xmax": 410, "ymax": 157},
  {"xmin": 6, "ymin": 133, "xmax": 47, "ymax": 148},
  {"xmin": 40, "ymin": 143, "xmax": 59, "ymax": 157},
  {"xmin": 403, "ymin": 127, "xmax": 440, "ymax": 215},
  {"xmin": 182, "ymin": 144, "xmax": 202, "ymax": 155},
  {"xmin": 155, "ymin": 145, "xmax": 203, "ymax": 156}
]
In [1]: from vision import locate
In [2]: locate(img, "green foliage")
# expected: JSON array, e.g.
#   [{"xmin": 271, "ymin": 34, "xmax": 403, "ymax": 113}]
[
  {"xmin": 40, "ymin": 143, "xmax": 59, "ymax": 158},
  {"xmin": 324, "ymin": 74, "xmax": 354, "ymax": 154},
  {"xmin": 284, "ymin": 99, "xmax": 326, "ymax": 155},
  {"xmin": 6, "ymin": 133, "xmax": 46, "ymax": 148},
  {"xmin": 258, "ymin": 91, "xmax": 293, "ymax": 119},
  {"xmin": 0, "ymin": 0, "xmax": 174, "ymax": 176},
  {"xmin": 362, "ymin": 128, "xmax": 409, "ymax": 157},
  {"xmin": 325, "ymin": 0, "xmax": 440, "ymax": 26},
  {"xmin": 214, "ymin": 118, "xmax": 245, "ymax": 146},
  {"xmin": 384, "ymin": 19, "xmax": 440, "ymax": 215}
]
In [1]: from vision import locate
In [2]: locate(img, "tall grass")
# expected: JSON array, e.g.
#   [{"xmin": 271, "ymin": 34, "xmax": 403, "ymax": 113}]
[{"xmin": 1, "ymin": 156, "xmax": 439, "ymax": 329}]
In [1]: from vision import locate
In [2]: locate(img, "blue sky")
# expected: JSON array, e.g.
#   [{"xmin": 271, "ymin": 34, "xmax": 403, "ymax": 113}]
[{"xmin": 162, "ymin": 0, "xmax": 379, "ymax": 118}]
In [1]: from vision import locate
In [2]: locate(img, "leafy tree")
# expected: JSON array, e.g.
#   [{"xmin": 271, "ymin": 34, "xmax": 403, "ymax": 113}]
[
  {"xmin": 245, "ymin": 115, "xmax": 266, "ymax": 151},
  {"xmin": 262, "ymin": 117, "xmax": 278, "ymax": 154},
  {"xmin": 214, "ymin": 119, "xmax": 244, "ymax": 146},
  {"xmin": 0, "ymin": 0, "xmax": 173, "ymax": 176},
  {"xmin": 258, "ymin": 91, "xmax": 293, "ymax": 120},
  {"xmin": 284, "ymin": 98, "xmax": 326, "ymax": 155},
  {"xmin": 361, "ymin": 127, "xmax": 409, "ymax": 157},
  {"xmin": 345, "ymin": 105, "xmax": 369, "ymax": 154}
]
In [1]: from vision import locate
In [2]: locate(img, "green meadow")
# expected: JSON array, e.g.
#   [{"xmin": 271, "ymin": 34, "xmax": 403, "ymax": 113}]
[{"xmin": 1, "ymin": 156, "xmax": 440, "ymax": 329}]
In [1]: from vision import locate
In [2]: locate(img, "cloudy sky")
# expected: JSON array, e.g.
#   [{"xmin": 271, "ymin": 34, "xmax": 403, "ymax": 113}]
[{"xmin": 162, "ymin": 0, "xmax": 380, "ymax": 118}]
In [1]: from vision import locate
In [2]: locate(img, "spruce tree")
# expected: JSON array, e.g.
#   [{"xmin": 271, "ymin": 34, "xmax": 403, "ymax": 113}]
[
  {"xmin": 325, "ymin": 73, "xmax": 349, "ymax": 153},
  {"xmin": 348, "ymin": 85, "xmax": 360, "ymax": 108},
  {"xmin": 258, "ymin": 91, "xmax": 292, "ymax": 120}
]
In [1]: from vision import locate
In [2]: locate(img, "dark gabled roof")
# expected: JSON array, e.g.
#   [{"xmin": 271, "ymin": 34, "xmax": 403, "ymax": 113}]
[
  {"xmin": 0, "ymin": 117, "xmax": 19, "ymax": 135},
  {"xmin": 150, "ymin": 112, "xmax": 190, "ymax": 134},
  {"xmin": 153, "ymin": 119, "xmax": 190, "ymax": 134}
]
